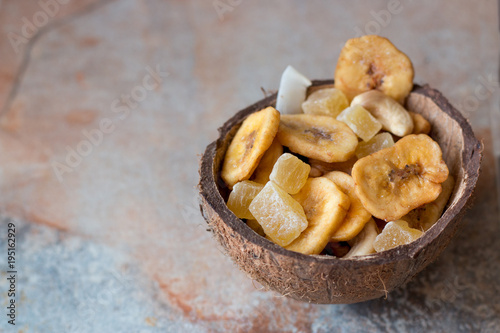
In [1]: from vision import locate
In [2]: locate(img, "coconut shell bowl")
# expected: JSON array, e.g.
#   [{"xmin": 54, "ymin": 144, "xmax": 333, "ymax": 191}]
[{"xmin": 198, "ymin": 80, "xmax": 481, "ymax": 304}]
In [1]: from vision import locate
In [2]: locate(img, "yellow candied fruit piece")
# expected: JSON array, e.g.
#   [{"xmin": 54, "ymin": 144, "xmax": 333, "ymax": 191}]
[
  {"xmin": 269, "ymin": 153, "xmax": 311, "ymax": 195},
  {"xmin": 373, "ymin": 220, "xmax": 423, "ymax": 252},
  {"xmin": 355, "ymin": 132, "xmax": 394, "ymax": 159},
  {"xmin": 301, "ymin": 88, "xmax": 349, "ymax": 118},
  {"xmin": 227, "ymin": 180, "xmax": 264, "ymax": 219},
  {"xmin": 337, "ymin": 104, "xmax": 382, "ymax": 142},
  {"xmin": 249, "ymin": 181, "xmax": 308, "ymax": 247}
]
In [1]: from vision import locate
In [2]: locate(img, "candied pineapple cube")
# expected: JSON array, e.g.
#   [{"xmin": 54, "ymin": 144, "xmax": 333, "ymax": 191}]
[
  {"xmin": 337, "ymin": 104, "xmax": 382, "ymax": 141},
  {"xmin": 227, "ymin": 180, "xmax": 264, "ymax": 219},
  {"xmin": 269, "ymin": 153, "xmax": 311, "ymax": 194},
  {"xmin": 373, "ymin": 220, "xmax": 423, "ymax": 252},
  {"xmin": 249, "ymin": 181, "xmax": 308, "ymax": 246},
  {"xmin": 355, "ymin": 132, "xmax": 394, "ymax": 159},
  {"xmin": 302, "ymin": 88, "xmax": 349, "ymax": 118}
]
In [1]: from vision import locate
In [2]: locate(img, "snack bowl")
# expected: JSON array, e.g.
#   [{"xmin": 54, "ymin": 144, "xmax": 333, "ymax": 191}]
[{"xmin": 198, "ymin": 80, "xmax": 481, "ymax": 304}]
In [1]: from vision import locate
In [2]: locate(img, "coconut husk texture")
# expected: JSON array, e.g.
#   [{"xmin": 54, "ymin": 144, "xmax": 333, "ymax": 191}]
[{"xmin": 198, "ymin": 80, "xmax": 482, "ymax": 304}]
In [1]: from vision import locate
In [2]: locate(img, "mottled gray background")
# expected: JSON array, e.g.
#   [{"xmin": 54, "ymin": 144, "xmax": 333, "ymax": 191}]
[{"xmin": 0, "ymin": 1, "xmax": 499, "ymax": 332}]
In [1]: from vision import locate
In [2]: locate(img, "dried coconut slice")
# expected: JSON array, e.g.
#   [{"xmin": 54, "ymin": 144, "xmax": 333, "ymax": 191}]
[{"xmin": 276, "ymin": 65, "xmax": 311, "ymax": 114}]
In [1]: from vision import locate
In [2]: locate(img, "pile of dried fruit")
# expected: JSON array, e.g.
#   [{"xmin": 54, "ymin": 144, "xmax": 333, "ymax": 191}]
[{"xmin": 221, "ymin": 35, "xmax": 454, "ymax": 257}]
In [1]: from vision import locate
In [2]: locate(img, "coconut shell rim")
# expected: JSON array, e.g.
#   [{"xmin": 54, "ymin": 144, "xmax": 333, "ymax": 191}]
[{"xmin": 199, "ymin": 79, "xmax": 482, "ymax": 267}]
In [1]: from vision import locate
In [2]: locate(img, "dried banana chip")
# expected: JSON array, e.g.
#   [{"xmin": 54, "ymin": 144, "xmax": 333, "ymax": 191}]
[
  {"xmin": 323, "ymin": 171, "xmax": 372, "ymax": 242},
  {"xmin": 409, "ymin": 111, "xmax": 431, "ymax": 135},
  {"xmin": 308, "ymin": 157, "xmax": 358, "ymax": 176},
  {"xmin": 277, "ymin": 114, "xmax": 358, "ymax": 163},
  {"xmin": 286, "ymin": 177, "xmax": 350, "ymax": 255},
  {"xmin": 221, "ymin": 107, "xmax": 280, "ymax": 189},
  {"xmin": 352, "ymin": 134, "xmax": 449, "ymax": 221},
  {"xmin": 252, "ymin": 139, "xmax": 283, "ymax": 184},
  {"xmin": 334, "ymin": 35, "xmax": 414, "ymax": 103},
  {"xmin": 402, "ymin": 174, "xmax": 455, "ymax": 231}
]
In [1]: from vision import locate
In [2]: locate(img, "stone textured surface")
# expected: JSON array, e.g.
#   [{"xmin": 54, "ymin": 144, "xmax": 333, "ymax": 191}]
[{"xmin": 0, "ymin": 0, "xmax": 499, "ymax": 332}]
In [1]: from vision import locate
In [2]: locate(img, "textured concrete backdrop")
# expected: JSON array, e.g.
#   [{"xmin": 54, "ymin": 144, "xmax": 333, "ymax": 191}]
[{"xmin": 0, "ymin": 1, "xmax": 499, "ymax": 332}]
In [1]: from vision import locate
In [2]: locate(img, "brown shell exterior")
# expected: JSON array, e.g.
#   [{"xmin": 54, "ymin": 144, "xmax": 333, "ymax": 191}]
[{"xmin": 198, "ymin": 80, "xmax": 482, "ymax": 304}]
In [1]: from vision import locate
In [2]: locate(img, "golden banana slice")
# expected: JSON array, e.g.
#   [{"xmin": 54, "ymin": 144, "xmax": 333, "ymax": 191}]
[
  {"xmin": 351, "ymin": 90, "xmax": 414, "ymax": 137},
  {"xmin": 286, "ymin": 177, "xmax": 350, "ymax": 255},
  {"xmin": 402, "ymin": 174, "xmax": 455, "ymax": 231},
  {"xmin": 352, "ymin": 134, "xmax": 449, "ymax": 221},
  {"xmin": 334, "ymin": 35, "xmax": 414, "ymax": 103},
  {"xmin": 252, "ymin": 139, "xmax": 283, "ymax": 184},
  {"xmin": 344, "ymin": 219, "xmax": 378, "ymax": 258},
  {"xmin": 221, "ymin": 107, "xmax": 280, "ymax": 189},
  {"xmin": 409, "ymin": 111, "xmax": 431, "ymax": 135},
  {"xmin": 323, "ymin": 171, "xmax": 372, "ymax": 242},
  {"xmin": 277, "ymin": 114, "xmax": 358, "ymax": 163}
]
